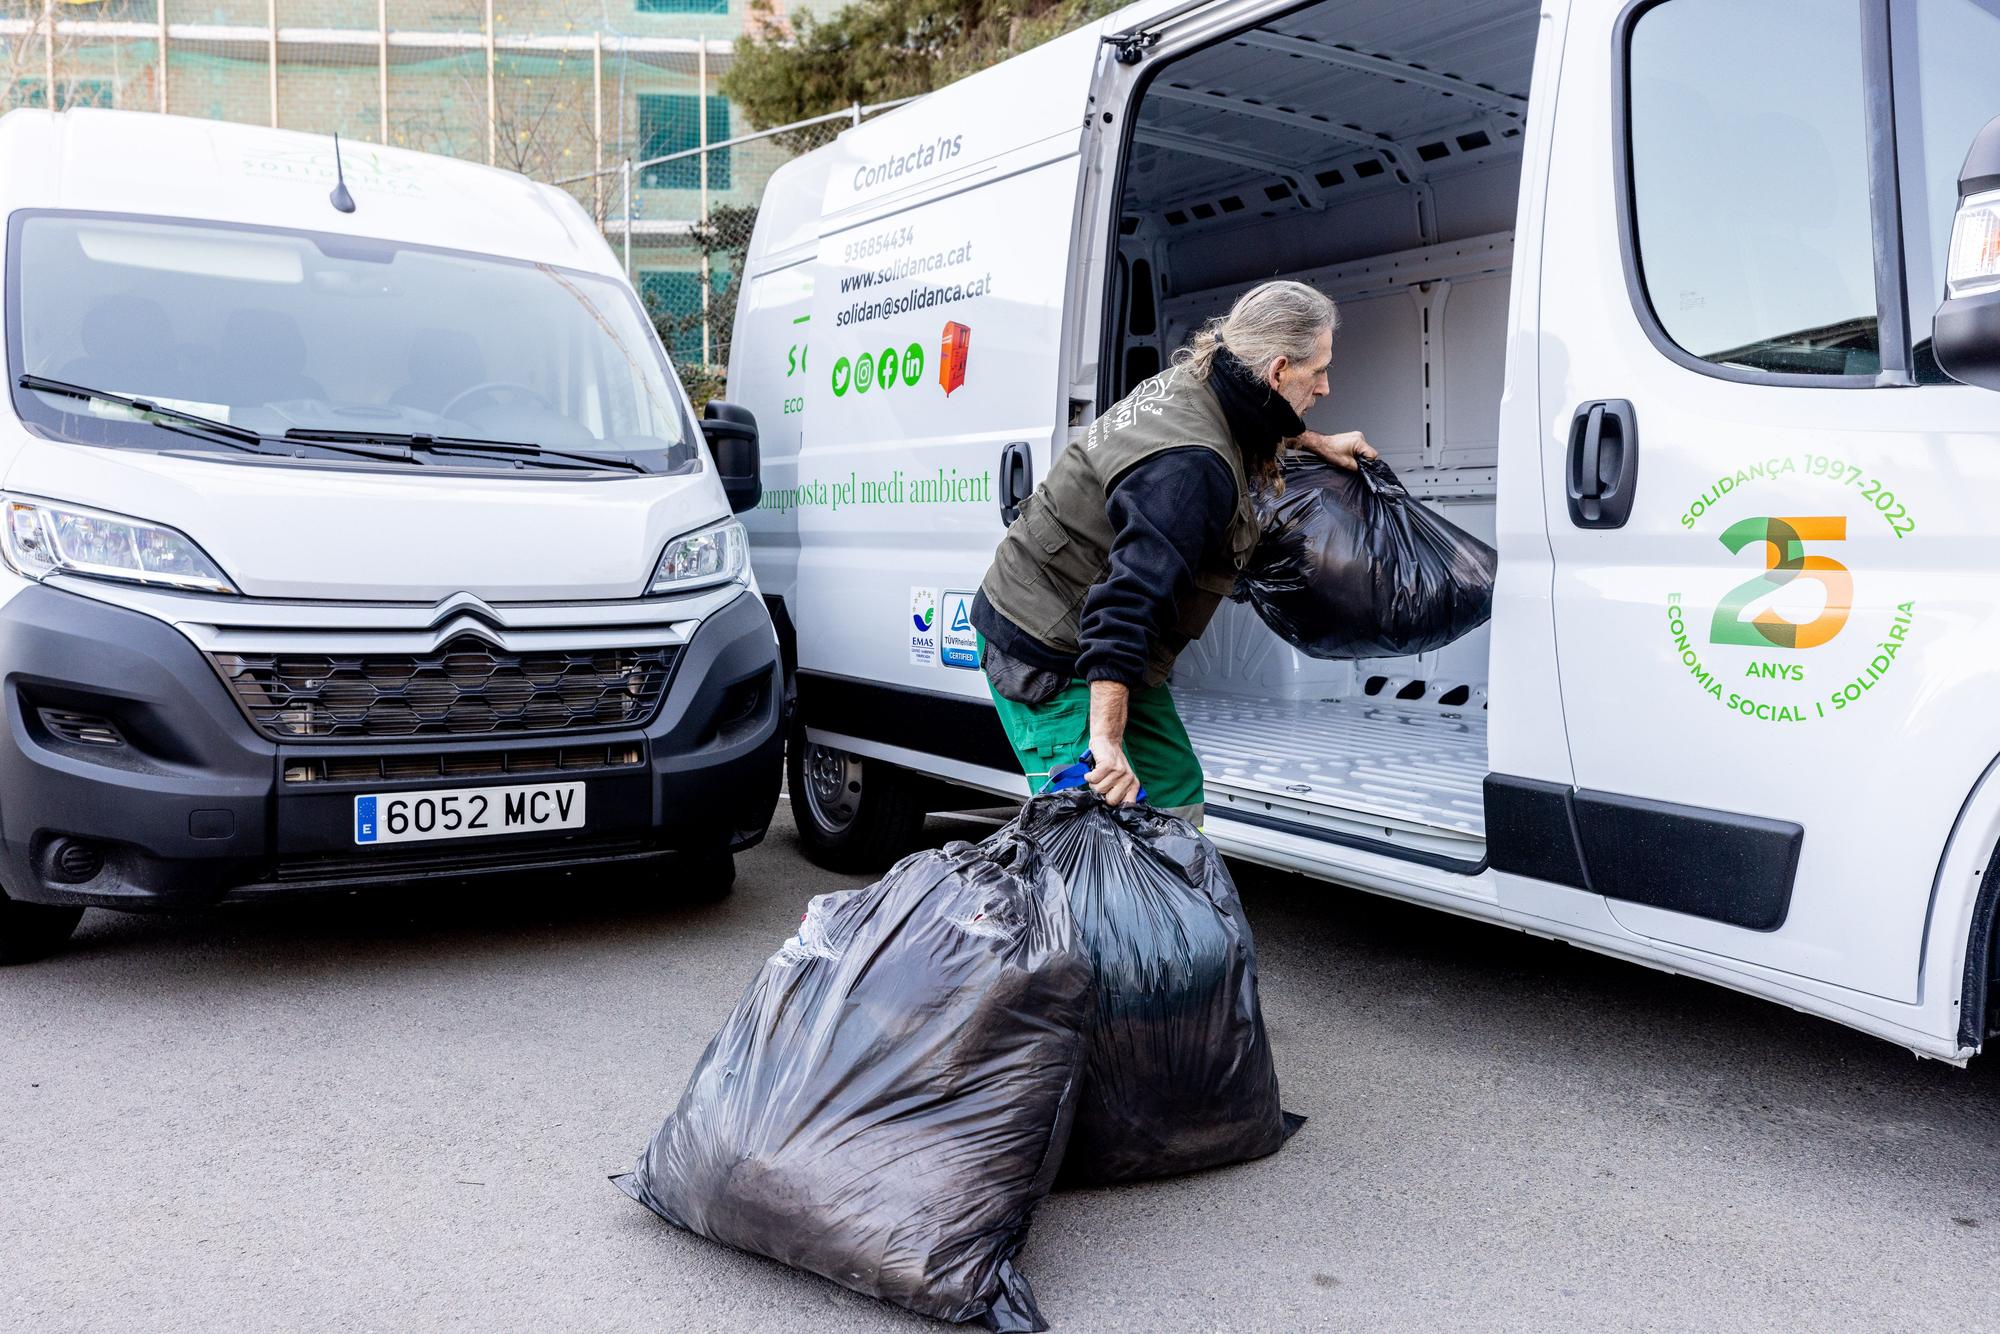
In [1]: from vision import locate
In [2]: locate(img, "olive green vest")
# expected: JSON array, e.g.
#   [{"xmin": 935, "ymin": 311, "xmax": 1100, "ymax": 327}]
[{"xmin": 980, "ymin": 366, "xmax": 1260, "ymax": 688}]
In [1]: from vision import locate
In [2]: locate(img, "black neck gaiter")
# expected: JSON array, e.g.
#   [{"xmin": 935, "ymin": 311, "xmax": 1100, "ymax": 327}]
[{"xmin": 1207, "ymin": 345, "xmax": 1305, "ymax": 481}]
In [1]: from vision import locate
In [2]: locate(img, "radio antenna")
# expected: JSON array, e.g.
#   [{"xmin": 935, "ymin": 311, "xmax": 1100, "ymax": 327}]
[{"xmin": 329, "ymin": 133, "xmax": 357, "ymax": 214}]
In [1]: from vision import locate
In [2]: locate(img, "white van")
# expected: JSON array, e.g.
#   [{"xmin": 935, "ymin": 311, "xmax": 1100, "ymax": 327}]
[
  {"xmin": 0, "ymin": 109, "xmax": 783, "ymax": 962},
  {"xmin": 732, "ymin": 0, "xmax": 2000, "ymax": 1062}
]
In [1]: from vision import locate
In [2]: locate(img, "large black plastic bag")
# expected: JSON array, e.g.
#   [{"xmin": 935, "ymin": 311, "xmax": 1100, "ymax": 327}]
[
  {"xmin": 1235, "ymin": 456, "xmax": 1498, "ymax": 659},
  {"xmin": 1008, "ymin": 790, "xmax": 1297, "ymax": 1185},
  {"xmin": 612, "ymin": 831, "xmax": 1091, "ymax": 1333}
]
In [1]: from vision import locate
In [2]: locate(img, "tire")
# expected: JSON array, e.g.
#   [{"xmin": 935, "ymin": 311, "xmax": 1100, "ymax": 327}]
[
  {"xmin": 0, "ymin": 897, "xmax": 83, "ymax": 965},
  {"xmin": 788, "ymin": 722, "xmax": 929, "ymax": 872},
  {"xmin": 677, "ymin": 849, "xmax": 736, "ymax": 903}
]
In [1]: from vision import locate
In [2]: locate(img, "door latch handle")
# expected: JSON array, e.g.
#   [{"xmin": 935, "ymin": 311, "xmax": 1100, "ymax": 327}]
[
  {"xmin": 1566, "ymin": 399, "xmax": 1638, "ymax": 529},
  {"xmin": 999, "ymin": 441, "xmax": 1034, "ymax": 526},
  {"xmin": 1577, "ymin": 403, "xmax": 1606, "ymax": 500}
]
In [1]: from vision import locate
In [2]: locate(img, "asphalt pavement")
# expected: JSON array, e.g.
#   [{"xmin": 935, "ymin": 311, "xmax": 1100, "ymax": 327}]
[{"xmin": 7, "ymin": 803, "xmax": 2000, "ymax": 1333}]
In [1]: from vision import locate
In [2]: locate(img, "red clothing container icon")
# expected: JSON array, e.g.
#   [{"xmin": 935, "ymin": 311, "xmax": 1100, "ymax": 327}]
[{"xmin": 939, "ymin": 321, "xmax": 971, "ymax": 396}]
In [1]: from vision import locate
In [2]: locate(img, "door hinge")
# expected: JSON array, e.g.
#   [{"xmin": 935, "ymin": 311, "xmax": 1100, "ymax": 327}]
[{"xmin": 1103, "ymin": 30, "xmax": 1158, "ymax": 64}]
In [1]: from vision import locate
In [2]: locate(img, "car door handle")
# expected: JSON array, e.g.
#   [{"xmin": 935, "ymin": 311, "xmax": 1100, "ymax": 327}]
[
  {"xmin": 999, "ymin": 441, "xmax": 1034, "ymax": 526},
  {"xmin": 1566, "ymin": 399, "xmax": 1638, "ymax": 529}
]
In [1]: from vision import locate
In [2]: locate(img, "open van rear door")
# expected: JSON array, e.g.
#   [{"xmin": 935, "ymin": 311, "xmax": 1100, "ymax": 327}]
[{"xmin": 789, "ymin": 26, "xmax": 1109, "ymax": 777}]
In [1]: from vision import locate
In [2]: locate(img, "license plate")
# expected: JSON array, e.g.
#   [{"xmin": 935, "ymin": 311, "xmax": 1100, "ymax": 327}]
[{"xmin": 354, "ymin": 781, "xmax": 585, "ymax": 845}]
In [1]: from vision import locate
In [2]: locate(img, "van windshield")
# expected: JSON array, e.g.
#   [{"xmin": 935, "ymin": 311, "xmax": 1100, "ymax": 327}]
[{"xmin": 6, "ymin": 212, "xmax": 697, "ymax": 473}]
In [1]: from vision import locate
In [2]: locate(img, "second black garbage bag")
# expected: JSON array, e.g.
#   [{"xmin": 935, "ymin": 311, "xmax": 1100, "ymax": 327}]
[
  {"xmin": 613, "ymin": 830, "xmax": 1091, "ymax": 1333},
  {"xmin": 1235, "ymin": 455, "xmax": 1498, "ymax": 659},
  {"xmin": 1009, "ymin": 790, "xmax": 1297, "ymax": 1185}
]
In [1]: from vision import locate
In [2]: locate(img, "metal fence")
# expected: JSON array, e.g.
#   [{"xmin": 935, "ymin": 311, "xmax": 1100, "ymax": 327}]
[
  {"xmin": 0, "ymin": 1, "xmax": 896, "ymax": 398},
  {"xmin": 555, "ymin": 99, "xmax": 915, "ymax": 398}
]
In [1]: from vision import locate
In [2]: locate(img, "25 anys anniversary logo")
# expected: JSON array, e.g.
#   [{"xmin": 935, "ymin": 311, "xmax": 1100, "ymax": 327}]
[{"xmin": 1669, "ymin": 452, "xmax": 1916, "ymax": 723}]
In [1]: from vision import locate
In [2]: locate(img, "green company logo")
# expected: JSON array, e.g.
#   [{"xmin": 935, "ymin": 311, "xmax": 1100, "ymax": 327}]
[
  {"xmin": 831, "ymin": 357, "xmax": 852, "ymax": 397},
  {"xmin": 878, "ymin": 345, "xmax": 901, "ymax": 388},
  {"xmin": 855, "ymin": 353, "xmax": 876, "ymax": 393},
  {"xmin": 1668, "ymin": 453, "xmax": 1917, "ymax": 725},
  {"xmin": 902, "ymin": 341, "xmax": 924, "ymax": 386}
]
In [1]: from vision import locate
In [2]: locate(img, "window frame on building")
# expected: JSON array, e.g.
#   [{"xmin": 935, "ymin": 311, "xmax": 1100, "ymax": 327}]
[{"xmin": 638, "ymin": 93, "xmax": 733, "ymax": 191}]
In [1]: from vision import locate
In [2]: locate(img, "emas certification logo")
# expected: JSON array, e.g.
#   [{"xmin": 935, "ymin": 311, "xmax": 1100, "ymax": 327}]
[
  {"xmin": 1668, "ymin": 453, "xmax": 1917, "ymax": 726},
  {"xmin": 909, "ymin": 587, "xmax": 938, "ymax": 666}
]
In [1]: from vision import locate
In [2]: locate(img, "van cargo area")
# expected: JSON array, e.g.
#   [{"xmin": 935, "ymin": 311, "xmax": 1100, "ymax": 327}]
[{"xmin": 1106, "ymin": 0, "xmax": 1534, "ymax": 864}]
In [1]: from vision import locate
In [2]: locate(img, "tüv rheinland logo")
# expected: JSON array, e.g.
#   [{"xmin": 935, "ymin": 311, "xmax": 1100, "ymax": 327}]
[{"xmin": 939, "ymin": 590, "xmax": 978, "ymax": 669}]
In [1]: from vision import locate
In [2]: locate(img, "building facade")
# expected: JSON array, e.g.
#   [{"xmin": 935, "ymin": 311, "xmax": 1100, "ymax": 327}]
[{"xmin": 1, "ymin": 0, "xmax": 818, "ymax": 372}]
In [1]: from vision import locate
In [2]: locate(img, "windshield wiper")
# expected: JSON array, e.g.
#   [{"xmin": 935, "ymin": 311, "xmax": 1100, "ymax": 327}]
[
  {"xmin": 283, "ymin": 427, "xmax": 649, "ymax": 475},
  {"xmin": 19, "ymin": 373, "xmax": 268, "ymax": 450},
  {"xmin": 21, "ymin": 376, "xmax": 416, "ymax": 465}
]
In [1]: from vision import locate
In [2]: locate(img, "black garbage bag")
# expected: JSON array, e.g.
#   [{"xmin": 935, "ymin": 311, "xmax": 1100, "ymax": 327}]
[
  {"xmin": 612, "ymin": 831, "xmax": 1091, "ymax": 1334},
  {"xmin": 1234, "ymin": 455, "xmax": 1498, "ymax": 659},
  {"xmin": 1008, "ymin": 790, "xmax": 1298, "ymax": 1185}
]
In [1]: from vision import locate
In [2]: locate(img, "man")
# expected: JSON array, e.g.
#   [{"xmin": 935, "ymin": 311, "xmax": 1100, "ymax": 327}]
[{"xmin": 972, "ymin": 279, "xmax": 1375, "ymax": 823}]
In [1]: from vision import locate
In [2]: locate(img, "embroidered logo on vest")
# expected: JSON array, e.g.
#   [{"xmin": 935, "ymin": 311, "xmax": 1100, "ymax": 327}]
[{"xmin": 1083, "ymin": 368, "xmax": 1182, "ymax": 451}]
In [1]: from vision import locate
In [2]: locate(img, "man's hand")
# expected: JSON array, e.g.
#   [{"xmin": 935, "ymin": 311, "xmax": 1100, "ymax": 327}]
[
  {"xmin": 1085, "ymin": 680, "xmax": 1142, "ymax": 807},
  {"xmin": 1292, "ymin": 429, "xmax": 1378, "ymax": 470}
]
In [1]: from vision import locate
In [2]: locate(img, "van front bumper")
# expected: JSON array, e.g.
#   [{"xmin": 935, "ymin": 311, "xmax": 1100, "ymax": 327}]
[{"xmin": 0, "ymin": 583, "xmax": 781, "ymax": 910}]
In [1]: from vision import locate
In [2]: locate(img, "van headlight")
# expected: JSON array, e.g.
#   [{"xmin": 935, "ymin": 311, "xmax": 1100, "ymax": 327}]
[
  {"xmin": 0, "ymin": 496, "xmax": 237, "ymax": 595},
  {"xmin": 649, "ymin": 519, "xmax": 747, "ymax": 594}
]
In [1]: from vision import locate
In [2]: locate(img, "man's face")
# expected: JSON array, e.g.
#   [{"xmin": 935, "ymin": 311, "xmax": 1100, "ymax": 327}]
[{"xmin": 1267, "ymin": 327, "xmax": 1334, "ymax": 417}]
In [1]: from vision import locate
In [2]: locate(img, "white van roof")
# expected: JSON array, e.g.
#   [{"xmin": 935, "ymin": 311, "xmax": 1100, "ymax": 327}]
[
  {"xmin": 744, "ymin": 0, "xmax": 1191, "ymax": 254},
  {"xmin": 0, "ymin": 108, "xmax": 616, "ymax": 275},
  {"xmin": 738, "ymin": 0, "xmax": 1201, "ymax": 269},
  {"xmin": 744, "ymin": 149, "xmax": 832, "ymax": 269}
]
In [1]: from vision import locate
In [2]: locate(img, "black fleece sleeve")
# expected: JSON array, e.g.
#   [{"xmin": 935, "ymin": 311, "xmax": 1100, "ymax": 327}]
[{"xmin": 1075, "ymin": 447, "xmax": 1236, "ymax": 686}]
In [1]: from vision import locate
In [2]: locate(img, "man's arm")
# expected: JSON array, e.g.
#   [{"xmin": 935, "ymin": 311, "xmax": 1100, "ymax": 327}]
[
  {"xmin": 1292, "ymin": 428, "xmax": 1378, "ymax": 469},
  {"xmin": 1086, "ymin": 680, "xmax": 1140, "ymax": 806}
]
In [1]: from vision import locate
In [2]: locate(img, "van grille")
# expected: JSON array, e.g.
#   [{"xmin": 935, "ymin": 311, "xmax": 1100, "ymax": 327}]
[
  {"xmin": 282, "ymin": 742, "xmax": 646, "ymax": 784},
  {"xmin": 212, "ymin": 636, "xmax": 679, "ymax": 741}
]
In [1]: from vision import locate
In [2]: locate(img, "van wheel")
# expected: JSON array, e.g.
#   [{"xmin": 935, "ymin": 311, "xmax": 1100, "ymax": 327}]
[
  {"xmin": 788, "ymin": 725, "xmax": 927, "ymax": 872},
  {"xmin": 0, "ymin": 898, "xmax": 84, "ymax": 964}
]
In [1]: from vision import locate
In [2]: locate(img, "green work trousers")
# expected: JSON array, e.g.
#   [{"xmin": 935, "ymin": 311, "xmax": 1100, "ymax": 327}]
[{"xmin": 981, "ymin": 638, "xmax": 1207, "ymax": 824}]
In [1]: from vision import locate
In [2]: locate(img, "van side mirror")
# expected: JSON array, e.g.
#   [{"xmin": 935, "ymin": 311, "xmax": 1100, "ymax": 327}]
[
  {"xmin": 701, "ymin": 400, "xmax": 761, "ymax": 513},
  {"xmin": 1933, "ymin": 114, "xmax": 2000, "ymax": 390}
]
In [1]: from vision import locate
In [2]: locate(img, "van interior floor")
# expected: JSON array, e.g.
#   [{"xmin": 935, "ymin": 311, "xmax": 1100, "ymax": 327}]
[{"xmin": 1176, "ymin": 688, "xmax": 1487, "ymax": 858}]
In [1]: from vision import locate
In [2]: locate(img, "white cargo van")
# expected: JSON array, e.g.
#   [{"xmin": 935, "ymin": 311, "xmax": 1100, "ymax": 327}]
[
  {"xmin": 735, "ymin": 0, "xmax": 2000, "ymax": 1061},
  {"xmin": 0, "ymin": 109, "xmax": 783, "ymax": 962}
]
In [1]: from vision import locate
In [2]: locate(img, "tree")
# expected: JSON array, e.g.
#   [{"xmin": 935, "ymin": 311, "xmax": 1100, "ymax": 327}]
[
  {"xmin": 721, "ymin": 0, "xmax": 1122, "ymax": 135},
  {"xmin": 1, "ymin": 1, "xmax": 82, "ymax": 113}
]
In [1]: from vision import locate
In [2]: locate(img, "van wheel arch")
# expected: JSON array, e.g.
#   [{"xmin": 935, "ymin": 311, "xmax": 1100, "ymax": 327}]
[
  {"xmin": 786, "ymin": 719, "xmax": 928, "ymax": 872},
  {"xmin": 1960, "ymin": 845, "xmax": 2000, "ymax": 1050}
]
